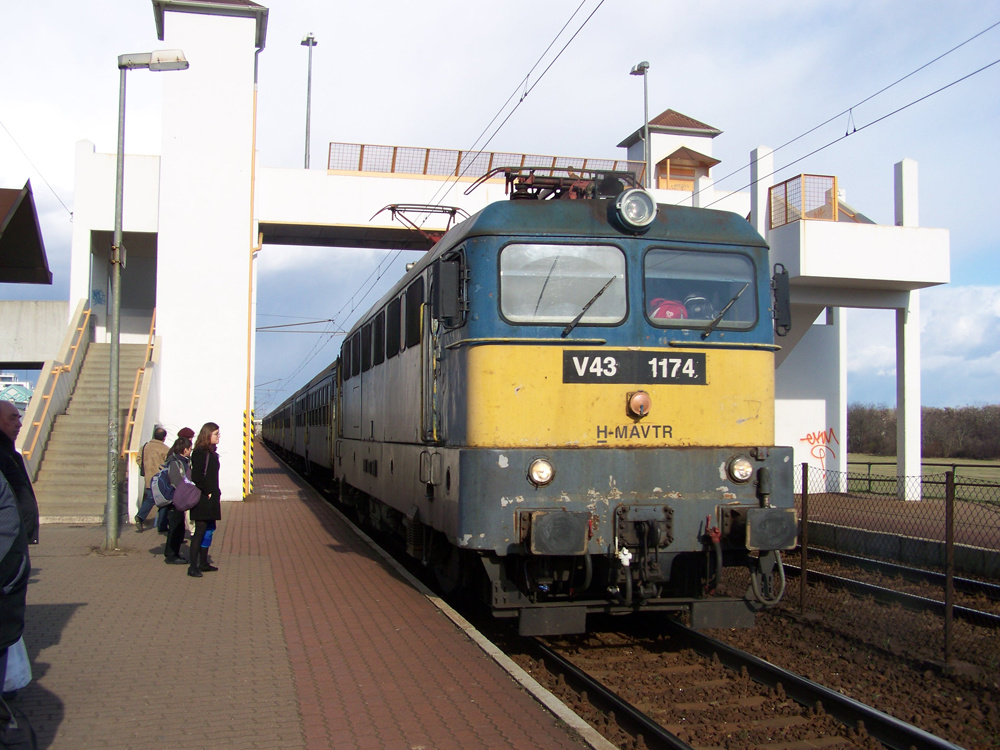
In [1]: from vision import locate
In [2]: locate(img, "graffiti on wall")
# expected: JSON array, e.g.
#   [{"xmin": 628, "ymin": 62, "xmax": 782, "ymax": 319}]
[{"xmin": 801, "ymin": 427, "xmax": 839, "ymax": 471}]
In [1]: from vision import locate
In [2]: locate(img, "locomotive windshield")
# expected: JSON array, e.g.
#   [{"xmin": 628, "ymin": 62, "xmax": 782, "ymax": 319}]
[
  {"xmin": 499, "ymin": 244, "xmax": 626, "ymax": 325},
  {"xmin": 644, "ymin": 249, "xmax": 757, "ymax": 330}
]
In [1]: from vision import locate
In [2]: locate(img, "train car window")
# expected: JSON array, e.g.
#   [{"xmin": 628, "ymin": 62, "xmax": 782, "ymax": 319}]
[
  {"xmin": 341, "ymin": 338, "xmax": 352, "ymax": 381},
  {"xmin": 404, "ymin": 279, "xmax": 424, "ymax": 348},
  {"xmin": 351, "ymin": 331, "xmax": 362, "ymax": 378},
  {"xmin": 644, "ymin": 249, "xmax": 757, "ymax": 330},
  {"xmin": 386, "ymin": 297, "xmax": 401, "ymax": 359},
  {"xmin": 499, "ymin": 244, "xmax": 626, "ymax": 325},
  {"xmin": 373, "ymin": 311, "xmax": 386, "ymax": 367},
  {"xmin": 361, "ymin": 323, "xmax": 373, "ymax": 372}
]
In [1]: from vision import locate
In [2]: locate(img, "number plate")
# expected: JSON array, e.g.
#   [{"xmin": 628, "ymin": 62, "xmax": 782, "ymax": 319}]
[{"xmin": 562, "ymin": 351, "xmax": 706, "ymax": 385}]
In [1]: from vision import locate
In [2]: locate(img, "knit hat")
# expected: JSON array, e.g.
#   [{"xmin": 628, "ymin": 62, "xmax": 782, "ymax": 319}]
[{"xmin": 178, "ymin": 427, "xmax": 196, "ymax": 439}]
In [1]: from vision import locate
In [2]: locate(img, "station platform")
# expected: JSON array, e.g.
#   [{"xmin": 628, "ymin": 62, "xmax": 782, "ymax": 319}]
[{"xmin": 15, "ymin": 443, "xmax": 610, "ymax": 749}]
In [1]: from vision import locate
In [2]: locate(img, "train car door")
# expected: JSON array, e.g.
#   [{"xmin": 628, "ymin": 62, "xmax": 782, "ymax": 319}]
[{"xmin": 421, "ymin": 301, "xmax": 440, "ymax": 442}]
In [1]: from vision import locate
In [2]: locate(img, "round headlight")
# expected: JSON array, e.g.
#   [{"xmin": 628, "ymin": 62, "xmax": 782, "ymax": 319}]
[
  {"xmin": 528, "ymin": 458, "xmax": 555, "ymax": 487},
  {"xmin": 727, "ymin": 456, "xmax": 754, "ymax": 483},
  {"xmin": 614, "ymin": 188, "xmax": 657, "ymax": 230}
]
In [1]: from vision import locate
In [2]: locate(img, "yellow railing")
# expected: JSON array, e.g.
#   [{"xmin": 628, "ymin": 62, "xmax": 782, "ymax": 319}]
[
  {"xmin": 22, "ymin": 305, "xmax": 92, "ymax": 462},
  {"xmin": 120, "ymin": 309, "xmax": 156, "ymax": 457},
  {"xmin": 327, "ymin": 141, "xmax": 645, "ymax": 184},
  {"xmin": 769, "ymin": 174, "xmax": 839, "ymax": 230}
]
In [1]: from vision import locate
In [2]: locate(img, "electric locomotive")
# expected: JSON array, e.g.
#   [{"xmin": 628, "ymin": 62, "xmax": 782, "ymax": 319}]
[{"xmin": 265, "ymin": 168, "xmax": 797, "ymax": 635}]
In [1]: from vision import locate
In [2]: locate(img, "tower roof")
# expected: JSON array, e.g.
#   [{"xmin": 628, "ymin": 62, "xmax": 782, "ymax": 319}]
[
  {"xmin": 618, "ymin": 109, "xmax": 722, "ymax": 148},
  {"xmin": 153, "ymin": 0, "xmax": 269, "ymax": 49}
]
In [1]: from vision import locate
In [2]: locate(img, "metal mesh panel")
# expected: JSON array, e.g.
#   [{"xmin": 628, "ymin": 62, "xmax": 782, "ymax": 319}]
[
  {"xmin": 458, "ymin": 150, "xmax": 492, "ymax": 178},
  {"xmin": 802, "ymin": 175, "xmax": 836, "ymax": 220},
  {"xmin": 394, "ymin": 147, "xmax": 430, "ymax": 175},
  {"xmin": 425, "ymin": 149, "xmax": 461, "ymax": 176},
  {"xmin": 328, "ymin": 142, "xmax": 363, "ymax": 171},
  {"xmin": 770, "ymin": 178, "xmax": 801, "ymax": 229},
  {"xmin": 360, "ymin": 145, "xmax": 394, "ymax": 173},
  {"xmin": 490, "ymin": 153, "xmax": 525, "ymax": 170}
]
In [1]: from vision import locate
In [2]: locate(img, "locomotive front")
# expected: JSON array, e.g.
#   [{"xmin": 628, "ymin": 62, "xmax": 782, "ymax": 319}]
[{"xmin": 430, "ymin": 182, "xmax": 797, "ymax": 635}]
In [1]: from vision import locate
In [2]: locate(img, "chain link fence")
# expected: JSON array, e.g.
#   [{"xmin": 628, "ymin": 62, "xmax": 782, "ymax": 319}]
[{"xmin": 795, "ymin": 465, "xmax": 1000, "ymax": 556}]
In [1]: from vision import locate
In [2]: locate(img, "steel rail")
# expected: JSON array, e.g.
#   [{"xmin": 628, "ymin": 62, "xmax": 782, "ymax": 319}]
[
  {"xmin": 807, "ymin": 549, "xmax": 1000, "ymax": 601},
  {"xmin": 530, "ymin": 638, "xmax": 694, "ymax": 750},
  {"xmin": 665, "ymin": 621, "xmax": 963, "ymax": 750},
  {"xmin": 786, "ymin": 565, "xmax": 1000, "ymax": 628}
]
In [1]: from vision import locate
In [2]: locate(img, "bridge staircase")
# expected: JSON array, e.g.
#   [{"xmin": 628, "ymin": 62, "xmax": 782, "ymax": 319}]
[{"xmin": 31, "ymin": 343, "xmax": 148, "ymax": 522}]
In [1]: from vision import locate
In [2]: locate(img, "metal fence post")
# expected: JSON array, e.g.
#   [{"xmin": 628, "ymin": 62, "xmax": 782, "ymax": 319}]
[
  {"xmin": 800, "ymin": 462, "xmax": 809, "ymax": 615},
  {"xmin": 944, "ymin": 470, "xmax": 955, "ymax": 665}
]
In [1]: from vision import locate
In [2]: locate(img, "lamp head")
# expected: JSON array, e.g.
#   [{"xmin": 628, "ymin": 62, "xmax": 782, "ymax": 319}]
[
  {"xmin": 148, "ymin": 49, "xmax": 189, "ymax": 71},
  {"xmin": 301, "ymin": 32, "xmax": 318, "ymax": 46},
  {"xmin": 630, "ymin": 61, "xmax": 649, "ymax": 76}
]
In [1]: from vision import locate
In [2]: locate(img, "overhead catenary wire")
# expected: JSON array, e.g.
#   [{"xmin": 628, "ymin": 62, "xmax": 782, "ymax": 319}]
[
  {"xmin": 0, "ymin": 118, "xmax": 74, "ymax": 218},
  {"xmin": 702, "ymin": 53, "xmax": 1000, "ymax": 210},
  {"xmin": 690, "ymin": 18, "xmax": 1000, "ymax": 205},
  {"xmin": 421, "ymin": 0, "xmax": 607, "ymax": 214}
]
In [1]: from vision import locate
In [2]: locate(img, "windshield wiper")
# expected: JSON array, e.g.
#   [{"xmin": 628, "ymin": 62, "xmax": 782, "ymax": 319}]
[
  {"xmin": 562, "ymin": 277, "xmax": 615, "ymax": 338},
  {"xmin": 701, "ymin": 282, "xmax": 749, "ymax": 340}
]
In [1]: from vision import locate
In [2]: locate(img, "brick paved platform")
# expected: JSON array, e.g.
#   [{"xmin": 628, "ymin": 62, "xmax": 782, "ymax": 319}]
[{"xmin": 15, "ymin": 444, "xmax": 610, "ymax": 749}]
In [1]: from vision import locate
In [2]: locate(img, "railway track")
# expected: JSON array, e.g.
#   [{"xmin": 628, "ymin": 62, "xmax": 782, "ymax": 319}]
[
  {"xmin": 787, "ymin": 550, "xmax": 1000, "ymax": 628},
  {"xmin": 806, "ymin": 549, "xmax": 1000, "ymax": 601},
  {"xmin": 519, "ymin": 620, "xmax": 964, "ymax": 750}
]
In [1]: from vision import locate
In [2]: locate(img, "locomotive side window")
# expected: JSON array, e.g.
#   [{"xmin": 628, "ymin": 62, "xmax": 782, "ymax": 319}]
[
  {"xmin": 644, "ymin": 249, "xmax": 757, "ymax": 330},
  {"xmin": 354, "ymin": 333, "xmax": 361, "ymax": 377},
  {"xmin": 341, "ymin": 338, "xmax": 353, "ymax": 381},
  {"xmin": 404, "ymin": 279, "xmax": 424, "ymax": 348},
  {"xmin": 373, "ymin": 311, "xmax": 386, "ymax": 367},
  {"xmin": 499, "ymin": 244, "xmax": 626, "ymax": 325},
  {"xmin": 361, "ymin": 323, "xmax": 373, "ymax": 372},
  {"xmin": 386, "ymin": 297, "xmax": 401, "ymax": 359}
]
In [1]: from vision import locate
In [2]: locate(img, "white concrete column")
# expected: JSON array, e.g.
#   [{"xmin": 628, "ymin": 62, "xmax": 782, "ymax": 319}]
[
  {"xmin": 896, "ymin": 291, "xmax": 922, "ymax": 500},
  {"xmin": 750, "ymin": 146, "xmax": 773, "ymax": 237},
  {"xmin": 692, "ymin": 175, "xmax": 713, "ymax": 208},
  {"xmin": 894, "ymin": 158, "xmax": 918, "ymax": 227},
  {"xmin": 894, "ymin": 158, "xmax": 922, "ymax": 500}
]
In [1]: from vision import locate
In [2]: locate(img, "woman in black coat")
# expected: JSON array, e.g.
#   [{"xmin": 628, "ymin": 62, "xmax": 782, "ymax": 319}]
[{"xmin": 188, "ymin": 422, "xmax": 221, "ymax": 578}]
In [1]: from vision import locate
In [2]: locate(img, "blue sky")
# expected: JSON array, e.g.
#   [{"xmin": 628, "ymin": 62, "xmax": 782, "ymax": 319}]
[{"xmin": 2, "ymin": 1, "xmax": 999, "ymax": 413}]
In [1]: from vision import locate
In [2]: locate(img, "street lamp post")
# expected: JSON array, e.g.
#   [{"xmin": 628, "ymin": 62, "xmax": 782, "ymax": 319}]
[
  {"xmin": 106, "ymin": 49, "xmax": 188, "ymax": 551},
  {"xmin": 301, "ymin": 32, "xmax": 318, "ymax": 169},
  {"xmin": 630, "ymin": 61, "xmax": 651, "ymax": 189}
]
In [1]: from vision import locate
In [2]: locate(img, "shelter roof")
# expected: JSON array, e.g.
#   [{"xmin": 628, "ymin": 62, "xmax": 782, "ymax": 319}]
[
  {"xmin": 659, "ymin": 146, "xmax": 721, "ymax": 169},
  {"xmin": 618, "ymin": 109, "xmax": 723, "ymax": 148},
  {"xmin": 0, "ymin": 181, "xmax": 52, "ymax": 285},
  {"xmin": 153, "ymin": 0, "xmax": 269, "ymax": 49}
]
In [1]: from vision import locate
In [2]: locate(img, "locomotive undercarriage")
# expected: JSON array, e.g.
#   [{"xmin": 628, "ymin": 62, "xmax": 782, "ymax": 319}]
[{"xmin": 335, "ymin": 476, "xmax": 789, "ymax": 636}]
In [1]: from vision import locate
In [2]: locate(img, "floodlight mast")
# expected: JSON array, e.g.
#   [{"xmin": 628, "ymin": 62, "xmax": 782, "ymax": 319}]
[{"xmin": 630, "ymin": 61, "xmax": 651, "ymax": 189}]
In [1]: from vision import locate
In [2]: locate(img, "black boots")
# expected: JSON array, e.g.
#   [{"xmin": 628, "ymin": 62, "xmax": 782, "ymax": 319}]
[{"xmin": 187, "ymin": 546, "xmax": 218, "ymax": 577}]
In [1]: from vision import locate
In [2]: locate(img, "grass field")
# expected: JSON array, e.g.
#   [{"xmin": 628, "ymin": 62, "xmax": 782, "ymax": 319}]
[{"xmin": 846, "ymin": 454, "xmax": 1000, "ymax": 482}]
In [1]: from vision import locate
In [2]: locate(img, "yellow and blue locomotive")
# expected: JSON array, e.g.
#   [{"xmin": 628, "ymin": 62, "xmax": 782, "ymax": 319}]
[{"xmin": 264, "ymin": 170, "xmax": 797, "ymax": 635}]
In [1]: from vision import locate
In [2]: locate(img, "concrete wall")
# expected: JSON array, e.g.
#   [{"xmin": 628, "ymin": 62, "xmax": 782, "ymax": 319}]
[
  {"xmin": 776, "ymin": 308, "xmax": 847, "ymax": 488},
  {"xmin": 0, "ymin": 300, "xmax": 69, "ymax": 364},
  {"xmin": 156, "ymin": 10, "xmax": 258, "ymax": 500},
  {"xmin": 69, "ymin": 141, "xmax": 160, "ymax": 343}
]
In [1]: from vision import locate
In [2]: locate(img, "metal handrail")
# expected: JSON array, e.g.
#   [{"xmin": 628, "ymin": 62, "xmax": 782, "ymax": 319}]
[
  {"xmin": 22, "ymin": 306, "xmax": 92, "ymax": 461},
  {"xmin": 120, "ymin": 309, "xmax": 156, "ymax": 457}
]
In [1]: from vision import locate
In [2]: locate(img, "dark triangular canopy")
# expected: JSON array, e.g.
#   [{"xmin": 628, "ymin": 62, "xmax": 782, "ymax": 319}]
[{"xmin": 0, "ymin": 181, "xmax": 52, "ymax": 285}]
